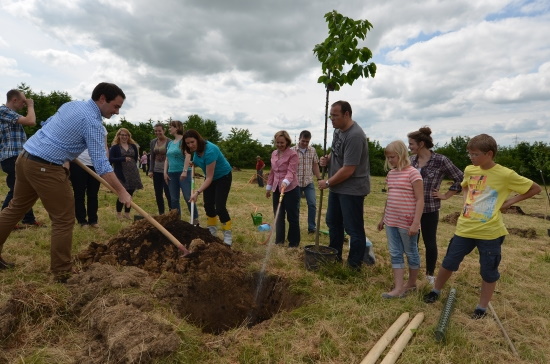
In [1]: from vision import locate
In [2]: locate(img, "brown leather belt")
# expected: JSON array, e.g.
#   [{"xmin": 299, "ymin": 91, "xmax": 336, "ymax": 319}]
[{"xmin": 21, "ymin": 150, "xmax": 61, "ymax": 166}]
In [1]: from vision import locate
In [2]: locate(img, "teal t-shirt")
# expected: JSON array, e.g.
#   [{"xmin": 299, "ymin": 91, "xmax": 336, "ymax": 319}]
[
  {"xmin": 193, "ymin": 141, "xmax": 232, "ymax": 180},
  {"xmin": 166, "ymin": 139, "xmax": 184, "ymax": 173}
]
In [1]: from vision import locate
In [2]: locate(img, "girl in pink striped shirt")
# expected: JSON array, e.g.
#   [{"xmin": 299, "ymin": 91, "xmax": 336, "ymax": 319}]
[{"xmin": 377, "ymin": 140, "xmax": 424, "ymax": 298}]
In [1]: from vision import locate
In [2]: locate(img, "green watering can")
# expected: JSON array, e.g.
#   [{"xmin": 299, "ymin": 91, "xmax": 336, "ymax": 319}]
[{"xmin": 251, "ymin": 212, "xmax": 263, "ymax": 226}]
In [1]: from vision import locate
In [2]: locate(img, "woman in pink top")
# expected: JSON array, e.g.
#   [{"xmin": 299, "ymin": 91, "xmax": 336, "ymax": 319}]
[
  {"xmin": 377, "ymin": 140, "xmax": 424, "ymax": 298},
  {"xmin": 266, "ymin": 130, "xmax": 300, "ymax": 247}
]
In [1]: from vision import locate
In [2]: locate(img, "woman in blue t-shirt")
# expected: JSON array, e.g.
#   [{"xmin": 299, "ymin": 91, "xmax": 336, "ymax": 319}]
[
  {"xmin": 163, "ymin": 120, "xmax": 198, "ymax": 223},
  {"xmin": 183, "ymin": 129, "xmax": 233, "ymax": 246}
]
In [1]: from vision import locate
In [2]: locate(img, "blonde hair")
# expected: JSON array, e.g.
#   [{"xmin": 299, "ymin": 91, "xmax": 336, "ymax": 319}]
[
  {"xmin": 384, "ymin": 140, "xmax": 411, "ymax": 171},
  {"xmin": 112, "ymin": 128, "xmax": 138, "ymax": 146},
  {"xmin": 273, "ymin": 130, "xmax": 291, "ymax": 149}
]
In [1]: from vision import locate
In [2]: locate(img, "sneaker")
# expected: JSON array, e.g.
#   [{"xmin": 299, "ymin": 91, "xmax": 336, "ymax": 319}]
[
  {"xmin": 423, "ymin": 290, "xmax": 440, "ymax": 303},
  {"xmin": 363, "ymin": 245, "xmax": 376, "ymax": 266},
  {"xmin": 471, "ymin": 308, "xmax": 488, "ymax": 320},
  {"xmin": 208, "ymin": 226, "xmax": 217, "ymax": 235},
  {"xmin": 223, "ymin": 230, "xmax": 232, "ymax": 246},
  {"xmin": 426, "ymin": 275, "xmax": 435, "ymax": 286},
  {"xmin": 0, "ymin": 256, "xmax": 15, "ymax": 270}
]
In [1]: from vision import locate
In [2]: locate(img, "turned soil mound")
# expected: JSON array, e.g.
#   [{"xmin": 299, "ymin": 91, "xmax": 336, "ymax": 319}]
[
  {"xmin": 77, "ymin": 211, "xmax": 303, "ymax": 334},
  {"xmin": 0, "ymin": 211, "xmax": 302, "ymax": 363}
]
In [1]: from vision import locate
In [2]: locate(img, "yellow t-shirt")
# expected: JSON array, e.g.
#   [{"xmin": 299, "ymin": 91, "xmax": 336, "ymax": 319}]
[{"xmin": 456, "ymin": 164, "xmax": 533, "ymax": 239}]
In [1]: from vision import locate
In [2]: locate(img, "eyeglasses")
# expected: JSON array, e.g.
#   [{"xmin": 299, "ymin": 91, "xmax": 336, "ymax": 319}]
[{"xmin": 467, "ymin": 152, "xmax": 486, "ymax": 158}]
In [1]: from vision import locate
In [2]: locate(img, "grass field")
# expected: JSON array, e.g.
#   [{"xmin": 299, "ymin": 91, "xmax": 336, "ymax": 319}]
[{"xmin": 1, "ymin": 168, "xmax": 549, "ymax": 363}]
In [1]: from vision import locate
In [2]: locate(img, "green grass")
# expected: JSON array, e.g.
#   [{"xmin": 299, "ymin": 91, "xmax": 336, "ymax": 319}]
[{"xmin": 1, "ymin": 169, "xmax": 550, "ymax": 363}]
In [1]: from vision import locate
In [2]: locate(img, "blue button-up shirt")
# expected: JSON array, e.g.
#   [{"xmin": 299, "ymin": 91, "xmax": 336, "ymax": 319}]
[{"xmin": 23, "ymin": 99, "xmax": 113, "ymax": 176}]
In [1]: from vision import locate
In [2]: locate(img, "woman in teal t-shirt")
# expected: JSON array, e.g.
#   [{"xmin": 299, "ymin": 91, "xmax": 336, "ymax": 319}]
[{"xmin": 183, "ymin": 129, "xmax": 233, "ymax": 245}]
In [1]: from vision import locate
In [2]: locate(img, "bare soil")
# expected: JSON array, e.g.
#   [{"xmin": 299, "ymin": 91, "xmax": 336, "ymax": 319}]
[{"xmin": 0, "ymin": 211, "xmax": 303, "ymax": 363}]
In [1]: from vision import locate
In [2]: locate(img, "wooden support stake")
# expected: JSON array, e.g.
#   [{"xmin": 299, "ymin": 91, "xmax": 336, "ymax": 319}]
[
  {"xmin": 380, "ymin": 312, "xmax": 424, "ymax": 364},
  {"xmin": 488, "ymin": 302, "xmax": 519, "ymax": 357},
  {"xmin": 360, "ymin": 312, "xmax": 409, "ymax": 364}
]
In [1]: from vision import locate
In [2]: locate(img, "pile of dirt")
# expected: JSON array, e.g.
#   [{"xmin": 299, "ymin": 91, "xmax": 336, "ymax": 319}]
[
  {"xmin": 0, "ymin": 211, "xmax": 303, "ymax": 363},
  {"xmin": 508, "ymin": 227, "xmax": 537, "ymax": 238},
  {"xmin": 441, "ymin": 211, "xmax": 460, "ymax": 225}
]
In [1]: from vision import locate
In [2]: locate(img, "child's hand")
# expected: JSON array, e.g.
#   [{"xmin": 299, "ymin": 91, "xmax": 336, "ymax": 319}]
[
  {"xmin": 408, "ymin": 222, "xmax": 420, "ymax": 236},
  {"xmin": 377, "ymin": 220, "xmax": 384, "ymax": 231}
]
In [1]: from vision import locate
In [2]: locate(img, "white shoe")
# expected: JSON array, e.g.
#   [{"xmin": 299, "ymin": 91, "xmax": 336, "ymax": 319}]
[
  {"xmin": 208, "ymin": 226, "xmax": 217, "ymax": 235},
  {"xmin": 223, "ymin": 230, "xmax": 232, "ymax": 246},
  {"xmin": 427, "ymin": 275, "xmax": 435, "ymax": 286}
]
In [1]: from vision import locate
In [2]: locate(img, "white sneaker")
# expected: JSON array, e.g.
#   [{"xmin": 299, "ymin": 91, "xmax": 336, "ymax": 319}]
[
  {"xmin": 208, "ymin": 226, "xmax": 217, "ymax": 235},
  {"xmin": 427, "ymin": 275, "xmax": 435, "ymax": 286},
  {"xmin": 223, "ymin": 230, "xmax": 232, "ymax": 246}
]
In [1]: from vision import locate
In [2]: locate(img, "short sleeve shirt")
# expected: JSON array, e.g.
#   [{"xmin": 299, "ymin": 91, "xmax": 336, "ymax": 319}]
[
  {"xmin": 456, "ymin": 164, "xmax": 534, "ymax": 239},
  {"xmin": 193, "ymin": 141, "xmax": 232, "ymax": 180},
  {"xmin": 383, "ymin": 166, "xmax": 423, "ymax": 229},
  {"xmin": 328, "ymin": 122, "xmax": 370, "ymax": 195}
]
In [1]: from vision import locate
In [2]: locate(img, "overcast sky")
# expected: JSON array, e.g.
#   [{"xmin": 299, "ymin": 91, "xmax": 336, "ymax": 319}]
[{"xmin": 1, "ymin": 0, "xmax": 549, "ymax": 148}]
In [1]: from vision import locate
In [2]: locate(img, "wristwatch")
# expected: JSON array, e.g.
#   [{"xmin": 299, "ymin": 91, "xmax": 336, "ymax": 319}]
[{"xmin": 325, "ymin": 180, "xmax": 330, "ymax": 188}]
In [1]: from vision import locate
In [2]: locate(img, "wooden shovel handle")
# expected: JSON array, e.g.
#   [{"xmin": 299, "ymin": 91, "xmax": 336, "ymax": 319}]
[{"xmin": 74, "ymin": 159, "xmax": 189, "ymax": 254}]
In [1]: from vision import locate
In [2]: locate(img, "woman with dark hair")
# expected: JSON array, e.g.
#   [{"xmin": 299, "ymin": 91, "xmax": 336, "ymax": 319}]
[
  {"xmin": 164, "ymin": 120, "xmax": 198, "ymax": 223},
  {"xmin": 184, "ymin": 129, "xmax": 233, "ymax": 245},
  {"xmin": 266, "ymin": 130, "xmax": 300, "ymax": 247},
  {"xmin": 109, "ymin": 128, "xmax": 143, "ymax": 220},
  {"xmin": 148, "ymin": 123, "xmax": 172, "ymax": 215},
  {"xmin": 408, "ymin": 126, "xmax": 463, "ymax": 285}
]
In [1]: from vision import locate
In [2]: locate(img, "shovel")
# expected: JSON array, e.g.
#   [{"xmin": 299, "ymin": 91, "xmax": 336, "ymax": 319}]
[
  {"xmin": 190, "ymin": 164, "xmax": 195, "ymax": 225},
  {"xmin": 74, "ymin": 159, "xmax": 195, "ymax": 257}
]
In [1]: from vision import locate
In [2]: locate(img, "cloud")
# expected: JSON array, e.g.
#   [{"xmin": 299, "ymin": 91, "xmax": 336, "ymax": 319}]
[
  {"xmin": 29, "ymin": 49, "xmax": 86, "ymax": 67},
  {"xmin": 0, "ymin": 56, "xmax": 30, "ymax": 78}
]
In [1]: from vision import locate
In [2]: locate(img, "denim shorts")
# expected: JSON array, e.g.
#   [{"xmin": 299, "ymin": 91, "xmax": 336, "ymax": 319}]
[{"xmin": 441, "ymin": 235, "xmax": 505, "ymax": 283}]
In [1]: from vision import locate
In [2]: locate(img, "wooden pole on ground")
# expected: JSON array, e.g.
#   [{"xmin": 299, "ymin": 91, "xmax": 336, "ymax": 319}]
[
  {"xmin": 488, "ymin": 302, "xmax": 519, "ymax": 357},
  {"xmin": 380, "ymin": 312, "xmax": 424, "ymax": 364},
  {"xmin": 360, "ymin": 312, "xmax": 410, "ymax": 364}
]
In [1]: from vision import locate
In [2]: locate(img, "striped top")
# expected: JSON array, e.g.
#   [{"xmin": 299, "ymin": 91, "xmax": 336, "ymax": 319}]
[{"xmin": 383, "ymin": 166, "xmax": 423, "ymax": 229}]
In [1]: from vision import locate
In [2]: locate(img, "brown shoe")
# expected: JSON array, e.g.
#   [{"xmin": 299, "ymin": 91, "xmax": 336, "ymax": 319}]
[{"xmin": 0, "ymin": 256, "xmax": 15, "ymax": 270}]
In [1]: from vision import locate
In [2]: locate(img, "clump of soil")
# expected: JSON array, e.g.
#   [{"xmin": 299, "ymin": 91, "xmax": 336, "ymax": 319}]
[
  {"xmin": 508, "ymin": 227, "xmax": 537, "ymax": 238},
  {"xmin": 441, "ymin": 211, "xmax": 460, "ymax": 225}
]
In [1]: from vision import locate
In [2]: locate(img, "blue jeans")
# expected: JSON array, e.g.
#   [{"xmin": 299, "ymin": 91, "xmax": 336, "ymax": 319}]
[
  {"xmin": 168, "ymin": 171, "xmax": 198, "ymax": 219},
  {"xmin": 442, "ymin": 235, "xmax": 504, "ymax": 283},
  {"xmin": 300, "ymin": 183, "xmax": 317, "ymax": 232},
  {"xmin": 1, "ymin": 155, "xmax": 36, "ymax": 223},
  {"xmin": 385, "ymin": 226, "xmax": 421, "ymax": 269},
  {"xmin": 272, "ymin": 186, "xmax": 301, "ymax": 246},
  {"xmin": 326, "ymin": 191, "xmax": 366, "ymax": 268}
]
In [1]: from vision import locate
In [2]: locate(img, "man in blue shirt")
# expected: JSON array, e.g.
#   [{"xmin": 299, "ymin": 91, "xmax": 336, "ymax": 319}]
[
  {"xmin": 0, "ymin": 89, "xmax": 41, "ymax": 227},
  {"xmin": 0, "ymin": 83, "xmax": 132, "ymax": 282}
]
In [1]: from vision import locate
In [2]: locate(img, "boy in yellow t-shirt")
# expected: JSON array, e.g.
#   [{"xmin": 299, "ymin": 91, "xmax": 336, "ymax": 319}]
[{"xmin": 424, "ymin": 134, "xmax": 541, "ymax": 319}]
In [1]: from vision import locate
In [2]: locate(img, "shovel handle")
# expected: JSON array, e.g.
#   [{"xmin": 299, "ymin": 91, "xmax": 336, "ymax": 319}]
[{"xmin": 74, "ymin": 159, "xmax": 190, "ymax": 255}]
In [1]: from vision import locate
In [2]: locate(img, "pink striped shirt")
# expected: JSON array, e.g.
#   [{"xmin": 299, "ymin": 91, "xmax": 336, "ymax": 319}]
[{"xmin": 383, "ymin": 166, "xmax": 423, "ymax": 229}]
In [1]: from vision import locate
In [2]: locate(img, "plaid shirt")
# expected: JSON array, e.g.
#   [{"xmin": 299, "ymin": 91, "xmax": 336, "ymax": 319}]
[
  {"xmin": 410, "ymin": 152, "xmax": 463, "ymax": 213},
  {"xmin": 290, "ymin": 145, "xmax": 319, "ymax": 187},
  {"xmin": 0, "ymin": 105, "xmax": 27, "ymax": 162}
]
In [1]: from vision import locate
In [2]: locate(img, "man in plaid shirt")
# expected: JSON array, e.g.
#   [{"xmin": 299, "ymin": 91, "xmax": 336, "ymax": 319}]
[
  {"xmin": 291, "ymin": 130, "xmax": 322, "ymax": 234},
  {"xmin": 0, "ymin": 89, "xmax": 41, "ymax": 227}
]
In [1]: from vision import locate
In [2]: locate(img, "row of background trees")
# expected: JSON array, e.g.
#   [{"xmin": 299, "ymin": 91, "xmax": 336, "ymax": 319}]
[{"xmin": 13, "ymin": 84, "xmax": 550, "ymax": 183}]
